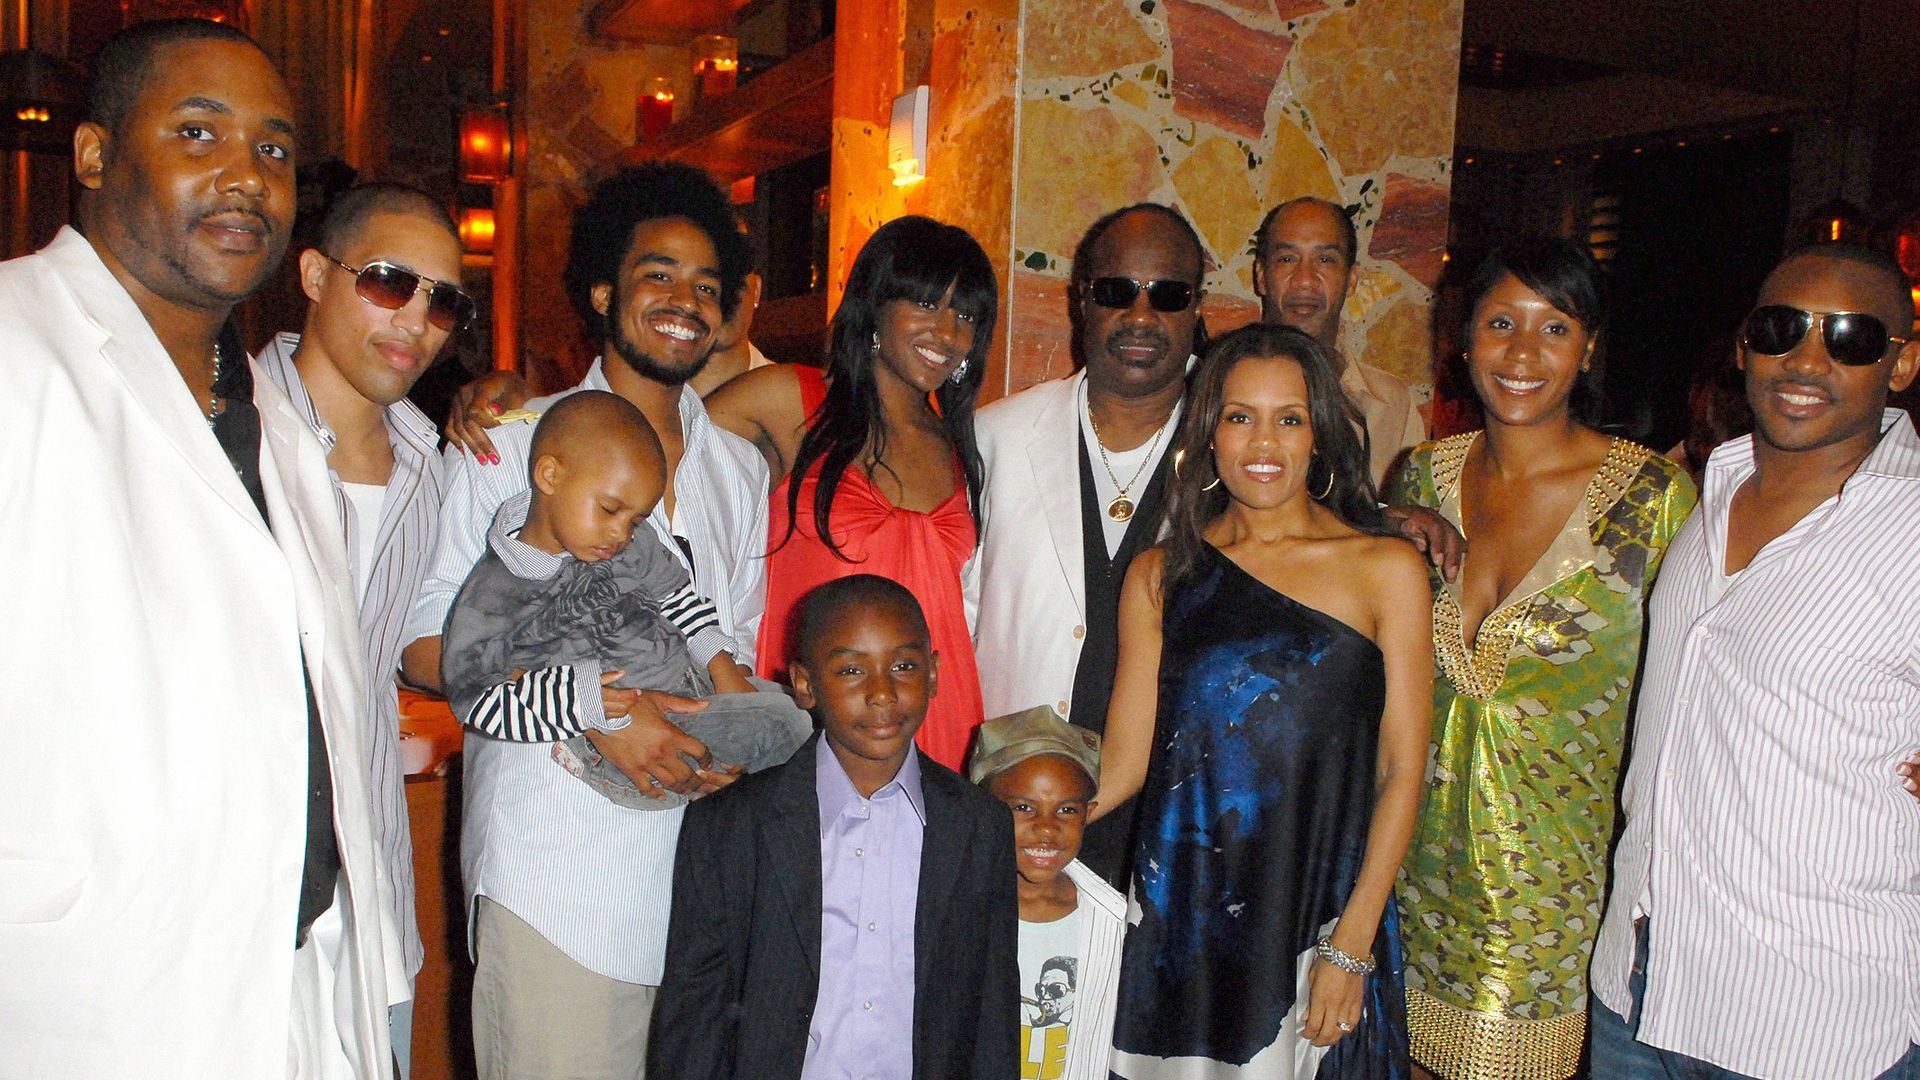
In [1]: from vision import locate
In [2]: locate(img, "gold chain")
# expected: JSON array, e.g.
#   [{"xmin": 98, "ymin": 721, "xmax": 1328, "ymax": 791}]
[{"xmin": 1085, "ymin": 386, "xmax": 1170, "ymax": 522}]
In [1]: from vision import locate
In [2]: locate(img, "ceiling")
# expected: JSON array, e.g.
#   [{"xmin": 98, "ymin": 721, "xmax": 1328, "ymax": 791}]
[{"xmin": 1456, "ymin": 0, "xmax": 1920, "ymax": 154}]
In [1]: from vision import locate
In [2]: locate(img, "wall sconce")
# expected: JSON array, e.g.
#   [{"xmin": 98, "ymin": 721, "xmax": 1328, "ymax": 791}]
[
  {"xmin": 888, "ymin": 86, "xmax": 928, "ymax": 187},
  {"xmin": 459, "ymin": 106, "xmax": 511, "ymax": 183},
  {"xmin": 458, "ymin": 206, "xmax": 496, "ymax": 254}
]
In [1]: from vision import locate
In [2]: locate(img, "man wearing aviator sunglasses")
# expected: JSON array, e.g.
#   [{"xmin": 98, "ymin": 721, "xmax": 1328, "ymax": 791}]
[
  {"xmin": 1590, "ymin": 243, "xmax": 1920, "ymax": 1080},
  {"xmin": 253, "ymin": 181, "xmax": 469, "ymax": 1077}
]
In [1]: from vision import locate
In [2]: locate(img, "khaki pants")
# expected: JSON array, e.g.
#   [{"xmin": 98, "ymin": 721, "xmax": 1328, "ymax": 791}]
[{"xmin": 471, "ymin": 897, "xmax": 656, "ymax": 1080}]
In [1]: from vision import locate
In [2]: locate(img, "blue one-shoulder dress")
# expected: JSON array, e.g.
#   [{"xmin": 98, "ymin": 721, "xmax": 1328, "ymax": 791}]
[{"xmin": 1111, "ymin": 544, "xmax": 1410, "ymax": 1079}]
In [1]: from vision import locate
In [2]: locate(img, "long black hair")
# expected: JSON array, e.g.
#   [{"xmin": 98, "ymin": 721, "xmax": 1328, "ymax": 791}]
[
  {"xmin": 1160, "ymin": 323, "xmax": 1385, "ymax": 595},
  {"xmin": 784, "ymin": 215, "xmax": 998, "ymax": 559},
  {"xmin": 1464, "ymin": 236, "xmax": 1609, "ymax": 425}
]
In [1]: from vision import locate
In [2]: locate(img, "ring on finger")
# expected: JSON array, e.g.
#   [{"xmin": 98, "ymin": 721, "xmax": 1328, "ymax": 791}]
[{"xmin": 1336, "ymin": 1020, "xmax": 1354, "ymax": 1032}]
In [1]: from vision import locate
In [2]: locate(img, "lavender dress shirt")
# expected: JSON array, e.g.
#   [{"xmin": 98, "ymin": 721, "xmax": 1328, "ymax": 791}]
[{"xmin": 803, "ymin": 737, "xmax": 926, "ymax": 1080}]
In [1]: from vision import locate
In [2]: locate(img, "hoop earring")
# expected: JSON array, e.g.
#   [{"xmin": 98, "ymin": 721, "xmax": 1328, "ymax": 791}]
[
  {"xmin": 947, "ymin": 359, "xmax": 969, "ymax": 385},
  {"xmin": 1310, "ymin": 454, "xmax": 1335, "ymax": 501},
  {"xmin": 1201, "ymin": 475, "xmax": 1222, "ymax": 492},
  {"xmin": 870, "ymin": 331, "xmax": 880, "ymax": 354}
]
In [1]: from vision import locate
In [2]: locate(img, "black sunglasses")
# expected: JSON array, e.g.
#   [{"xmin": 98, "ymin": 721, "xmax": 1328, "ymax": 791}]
[
  {"xmin": 1742, "ymin": 304, "xmax": 1910, "ymax": 367},
  {"xmin": 324, "ymin": 255, "xmax": 476, "ymax": 333},
  {"xmin": 1087, "ymin": 276, "xmax": 1196, "ymax": 313}
]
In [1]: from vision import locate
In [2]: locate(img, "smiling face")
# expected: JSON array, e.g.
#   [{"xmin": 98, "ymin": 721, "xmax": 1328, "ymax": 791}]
[
  {"xmin": 987, "ymin": 754, "xmax": 1094, "ymax": 889},
  {"xmin": 78, "ymin": 38, "xmax": 295, "ymax": 312},
  {"xmin": 1466, "ymin": 272, "xmax": 1594, "ymax": 431},
  {"xmin": 791, "ymin": 600, "xmax": 937, "ymax": 782},
  {"xmin": 873, "ymin": 282, "xmax": 978, "ymax": 394},
  {"xmin": 1742, "ymin": 254, "xmax": 1920, "ymax": 457},
  {"xmin": 1078, "ymin": 210, "xmax": 1204, "ymax": 404},
  {"xmin": 592, "ymin": 216, "xmax": 724, "ymax": 387},
  {"xmin": 1212, "ymin": 354, "xmax": 1317, "ymax": 509},
  {"xmin": 298, "ymin": 210, "xmax": 462, "ymax": 407},
  {"xmin": 1254, "ymin": 200, "xmax": 1355, "ymax": 348}
]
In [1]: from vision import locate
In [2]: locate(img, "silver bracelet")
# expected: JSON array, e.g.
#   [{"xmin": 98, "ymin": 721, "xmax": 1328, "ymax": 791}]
[{"xmin": 1315, "ymin": 935, "xmax": 1376, "ymax": 975}]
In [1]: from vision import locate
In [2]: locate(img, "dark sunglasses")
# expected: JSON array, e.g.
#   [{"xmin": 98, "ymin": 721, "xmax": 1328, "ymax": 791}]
[
  {"xmin": 1087, "ymin": 276, "xmax": 1196, "ymax": 313},
  {"xmin": 324, "ymin": 255, "xmax": 475, "ymax": 333},
  {"xmin": 1741, "ymin": 304, "xmax": 1910, "ymax": 367}
]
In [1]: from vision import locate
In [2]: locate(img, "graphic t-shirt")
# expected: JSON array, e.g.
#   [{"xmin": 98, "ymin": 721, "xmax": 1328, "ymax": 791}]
[{"xmin": 1018, "ymin": 907, "xmax": 1085, "ymax": 1079}]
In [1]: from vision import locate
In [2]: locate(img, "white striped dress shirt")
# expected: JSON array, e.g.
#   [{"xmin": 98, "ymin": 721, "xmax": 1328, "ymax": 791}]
[
  {"xmin": 1593, "ymin": 411, "xmax": 1920, "ymax": 1079},
  {"xmin": 256, "ymin": 332, "xmax": 442, "ymax": 998},
  {"xmin": 403, "ymin": 359, "xmax": 769, "ymax": 984}
]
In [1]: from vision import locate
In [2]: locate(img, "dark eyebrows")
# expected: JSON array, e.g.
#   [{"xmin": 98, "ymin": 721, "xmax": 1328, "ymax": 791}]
[
  {"xmin": 172, "ymin": 96, "xmax": 295, "ymax": 138},
  {"xmin": 631, "ymin": 251, "xmax": 720, "ymax": 279}
]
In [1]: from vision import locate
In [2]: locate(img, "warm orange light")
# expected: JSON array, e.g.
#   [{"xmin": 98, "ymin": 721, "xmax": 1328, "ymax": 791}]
[
  {"xmin": 729, "ymin": 175, "xmax": 756, "ymax": 205},
  {"xmin": 459, "ymin": 108, "xmax": 511, "ymax": 182},
  {"xmin": 458, "ymin": 207, "xmax": 496, "ymax": 254},
  {"xmin": 639, "ymin": 85, "xmax": 675, "ymax": 139},
  {"xmin": 1829, "ymin": 217, "xmax": 1845, "ymax": 242},
  {"xmin": 13, "ymin": 106, "xmax": 49, "ymax": 122}
]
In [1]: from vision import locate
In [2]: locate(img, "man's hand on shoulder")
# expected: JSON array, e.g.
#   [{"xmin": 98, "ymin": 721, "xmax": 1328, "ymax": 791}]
[
  {"xmin": 1381, "ymin": 504, "xmax": 1465, "ymax": 583},
  {"xmin": 1901, "ymin": 753, "xmax": 1919, "ymax": 800}
]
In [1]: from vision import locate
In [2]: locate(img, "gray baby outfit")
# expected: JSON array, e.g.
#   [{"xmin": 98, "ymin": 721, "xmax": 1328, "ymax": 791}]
[{"xmin": 441, "ymin": 490, "xmax": 810, "ymax": 808}]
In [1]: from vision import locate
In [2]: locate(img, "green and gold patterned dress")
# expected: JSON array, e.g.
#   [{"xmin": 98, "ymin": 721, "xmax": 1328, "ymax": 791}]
[{"xmin": 1386, "ymin": 433, "xmax": 1695, "ymax": 1080}]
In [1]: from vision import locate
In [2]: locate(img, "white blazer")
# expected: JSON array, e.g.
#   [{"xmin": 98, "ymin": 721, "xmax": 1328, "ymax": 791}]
[
  {"xmin": 0, "ymin": 228, "xmax": 392, "ymax": 1079},
  {"xmin": 966, "ymin": 371, "xmax": 1097, "ymax": 721}
]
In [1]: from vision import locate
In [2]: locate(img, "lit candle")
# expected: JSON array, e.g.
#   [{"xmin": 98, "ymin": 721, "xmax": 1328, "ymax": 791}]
[{"xmin": 638, "ymin": 76, "xmax": 674, "ymax": 138}]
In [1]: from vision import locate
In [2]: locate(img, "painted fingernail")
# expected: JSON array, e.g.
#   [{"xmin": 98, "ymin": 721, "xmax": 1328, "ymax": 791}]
[
  {"xmin": 1905, "ymin": 777, "xmax": 1917, "ymax": 792},
  {"xmin": 488, "ymin": 402, "xmax": 502, "ymax": 415}
]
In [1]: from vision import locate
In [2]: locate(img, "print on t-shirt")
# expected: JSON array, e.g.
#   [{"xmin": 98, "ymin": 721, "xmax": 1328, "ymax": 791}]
[{"xmin": 1018, "ymin": 909, "xmax": 1083, "ymax": 1080}]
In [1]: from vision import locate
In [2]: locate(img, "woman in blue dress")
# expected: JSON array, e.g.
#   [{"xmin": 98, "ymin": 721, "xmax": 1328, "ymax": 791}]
[{"xmin": 1096, "ymin": 324, "xmax": 1432, "ymax": 1078}]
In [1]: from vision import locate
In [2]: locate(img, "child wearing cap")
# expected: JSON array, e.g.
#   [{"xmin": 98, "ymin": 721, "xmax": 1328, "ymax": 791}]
[{"xmin": 970, "ymin": 706, "xmax": 1128, "ymax": 1080}]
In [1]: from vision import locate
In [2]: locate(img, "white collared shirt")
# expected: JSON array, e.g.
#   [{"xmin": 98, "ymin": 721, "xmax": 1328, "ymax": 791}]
[
  {"xmin": 405, "ymin": 358, "xmax": 769, "ymax": 983},
  {"xmin": 256, "ymin": 331, "xmax": 444, "ymax": 996},
  {"xmin": 1592, "ymin": 410, "xmax": 1920, "ymax": 1079}
]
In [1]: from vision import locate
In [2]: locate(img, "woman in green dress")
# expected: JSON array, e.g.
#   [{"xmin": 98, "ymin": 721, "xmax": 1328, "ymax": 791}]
[{"xmin": 1386, "ymin": 238, "xmax": 1695, "ymax": 1080}]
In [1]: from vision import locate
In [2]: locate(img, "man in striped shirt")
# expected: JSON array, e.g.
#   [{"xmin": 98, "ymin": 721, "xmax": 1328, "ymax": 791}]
[
  {"xmin": 399, "ymin": 162, "xmax": 769, "ymax": 1080},
  {"xmin": 1591, "ymin": 243, "xmax": 1920, "ymax": 1079},
  {"xmin": 254, "ymin": 182, "xmax": 469, "ymax": 1077}
]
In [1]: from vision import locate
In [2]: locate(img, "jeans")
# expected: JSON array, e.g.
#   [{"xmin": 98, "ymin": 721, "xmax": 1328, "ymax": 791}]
[{"xmin": 1589, "ymin": 921, "xmax": 1920, "ymax": 1079}]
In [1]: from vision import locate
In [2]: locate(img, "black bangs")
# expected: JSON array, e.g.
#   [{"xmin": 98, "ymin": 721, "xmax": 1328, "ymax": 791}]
[{"xmin": 878, "ymin": 225, "xmax": 999, "ymax": 325}]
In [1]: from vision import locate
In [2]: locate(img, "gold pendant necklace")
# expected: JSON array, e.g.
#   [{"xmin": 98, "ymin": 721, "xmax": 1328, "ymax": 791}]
[{"xmin": 1087, "ymin": 393, "xmax": 1167, "ymax": 523}]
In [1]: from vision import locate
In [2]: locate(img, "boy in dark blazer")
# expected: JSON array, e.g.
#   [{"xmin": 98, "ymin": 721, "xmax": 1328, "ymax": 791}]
[{"xmin": 651, "ymin": 574, "xmax": 1019, "ymax": 1079}]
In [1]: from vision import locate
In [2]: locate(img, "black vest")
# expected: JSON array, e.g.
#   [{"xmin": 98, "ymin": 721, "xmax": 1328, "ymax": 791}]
[{"xmin": 1067, "ymin": 426, "xmax": 1171, "ymax": 886}]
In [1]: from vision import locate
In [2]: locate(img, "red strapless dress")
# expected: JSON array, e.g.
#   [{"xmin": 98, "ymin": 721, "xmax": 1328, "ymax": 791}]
[{"xmin": 756, "ymin": 367, "xmax": 985, "ymax": 770}]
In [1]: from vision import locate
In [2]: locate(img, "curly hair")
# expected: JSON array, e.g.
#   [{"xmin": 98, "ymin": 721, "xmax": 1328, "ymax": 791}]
[
  {"xmin": 1160, "ymin": 323, "xmax": 1386, "ymax": 595},
  {"xmin": 562, "ymin": 162, "xmax": 753, "ymax": 342},
  {"xmin": 783, "ymin": 215, "xmax": 997, "ymax": 560}
]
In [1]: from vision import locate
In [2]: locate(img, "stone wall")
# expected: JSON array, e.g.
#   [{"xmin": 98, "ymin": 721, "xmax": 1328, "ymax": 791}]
[{"xmin": 831, "ymin": 0, "xmax": 1462, "ymax": 402}]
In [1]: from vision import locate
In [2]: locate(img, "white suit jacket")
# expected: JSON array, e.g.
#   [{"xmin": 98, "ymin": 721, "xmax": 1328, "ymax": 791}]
[
  {"xmin": 966, "ymin": 371, "xmax": 1099, "ymax": 721},
  {"xmin": 0, "ymin": 228, "xmax": 393, "ymax": 1079}
]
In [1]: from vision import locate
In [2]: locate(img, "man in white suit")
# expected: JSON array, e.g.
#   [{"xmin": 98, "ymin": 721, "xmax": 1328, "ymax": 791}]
[
  {"xmin": 0, "ymin": 19, "xmax": 392, "ymax": 1080},
  {"xmin": 968, "ymin": 204, "xmax": 1204, "ymax": 885}
]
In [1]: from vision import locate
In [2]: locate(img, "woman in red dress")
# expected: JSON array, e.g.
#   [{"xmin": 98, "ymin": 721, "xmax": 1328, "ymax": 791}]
[{"xmin": 706, "ymin": 215, "xmax": 997, "ymax": 768}]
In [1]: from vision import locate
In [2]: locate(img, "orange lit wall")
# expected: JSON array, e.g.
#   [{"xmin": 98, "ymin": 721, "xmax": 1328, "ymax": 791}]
[{"xmin": 832, "ymin": 0, "xmax": 1464, "ymax": 403}]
